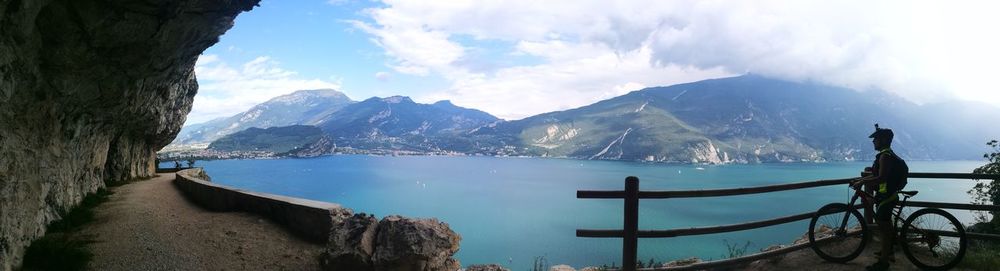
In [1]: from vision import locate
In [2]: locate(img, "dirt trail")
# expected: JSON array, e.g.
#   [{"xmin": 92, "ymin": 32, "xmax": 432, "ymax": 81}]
[
  {"xmin": 80, "ymin": 173, "xmax": 324, "ymax": 271},
  {"xmin": 745, "ymin": 238, "xmax": 975, "ymax": 271}
]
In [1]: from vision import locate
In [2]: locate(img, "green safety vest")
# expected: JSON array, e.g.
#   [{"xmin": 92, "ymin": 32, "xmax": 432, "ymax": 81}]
[{"xmin": 878, "ymin": 149, "xmax": 890, "ymax": 193}]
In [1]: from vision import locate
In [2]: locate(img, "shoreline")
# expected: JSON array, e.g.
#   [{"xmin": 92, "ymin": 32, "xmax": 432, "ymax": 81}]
[{"xmin": 157, "ymin": 151, "xmax": 986, "ymax": 167}]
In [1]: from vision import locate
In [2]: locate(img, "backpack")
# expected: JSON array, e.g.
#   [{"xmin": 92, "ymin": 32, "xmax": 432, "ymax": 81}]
[{"xmin": 884, "ymin": 150, "xmax": 908, "ymax": 192}]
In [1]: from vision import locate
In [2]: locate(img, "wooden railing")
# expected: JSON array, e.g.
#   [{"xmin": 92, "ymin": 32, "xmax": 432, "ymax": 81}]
[{"xmin": 576, "ymin": 172, "xmax": 1000, "ymax": 271}]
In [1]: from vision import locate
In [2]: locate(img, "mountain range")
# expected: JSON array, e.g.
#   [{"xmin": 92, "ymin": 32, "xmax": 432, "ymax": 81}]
[
  {"xmin": 166, "ymin": 75, "xmax": 1000, "ymax": 163},
  {"xmin": 170, "ymin": 88, "xmax": 353, "ymax": 146},
  {"xmin": 314, "ymin": 96, "xmax": 499, "ymax": 152},
  {"xmin": 476, "ymin": 75, "xmax": 1000, "ymax": 162}
]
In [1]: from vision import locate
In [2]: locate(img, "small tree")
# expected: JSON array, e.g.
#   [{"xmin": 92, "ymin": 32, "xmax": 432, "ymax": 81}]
[
  {"xmin": 186, "ymin": 159, "xmax": 197, "ymax": 168},
  {"xmin": 969, "ymin": 139, "xmax": 1000, "ymax": 231}
]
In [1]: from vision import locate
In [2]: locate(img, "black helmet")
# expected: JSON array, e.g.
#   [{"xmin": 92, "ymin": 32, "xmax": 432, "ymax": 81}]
[{"xmin": 868, "ymin": 123, "xmax": 893, "ymax": 140}]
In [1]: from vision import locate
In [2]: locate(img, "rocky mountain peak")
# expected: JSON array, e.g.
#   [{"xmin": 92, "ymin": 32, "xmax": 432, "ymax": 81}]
[
  {"xmin": 381, "ymin": 96, "xmax": 414, "ymax": 104},
  {"xmin": 271, "ymin": 89, "xmax": 351, "ymax": 104},
  {"xmin": 433, "ymin": 100, "xmax": 456, "ymax": 107}
]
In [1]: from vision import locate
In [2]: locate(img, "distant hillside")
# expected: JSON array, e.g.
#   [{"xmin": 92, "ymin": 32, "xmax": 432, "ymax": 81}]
[
  {"xmin": 474, "ymin": 75, "xmax": 1000, "ymax": 162},
  {"xmin": 315, "ymin": 96, "xmax": 500, "ymax": 152},
  {"xmin": 170, "ymin": 89, "xmax": 354, "ymax": 145},
  {"xmin": 208, "ymin": 125, "xmax": 327, "ymax": 154}
]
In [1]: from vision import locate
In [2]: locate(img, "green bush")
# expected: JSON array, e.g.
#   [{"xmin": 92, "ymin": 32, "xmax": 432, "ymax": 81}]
[
  {"xmin": 20, "ymin": 234, "xmax": 93, "ymax": 271},
  {"xmin": 958, "ymin": 240, "xmax": 1000, "ymax": 270},
  {"xmin": 968, "ymin": 140, "xmax": 999, "ymax": 230}
]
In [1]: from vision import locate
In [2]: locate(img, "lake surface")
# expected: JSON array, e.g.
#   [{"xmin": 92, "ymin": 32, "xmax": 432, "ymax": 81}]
[{"xmin": 166, "ymin": 156, "xmax": 986, "ymax": 269}]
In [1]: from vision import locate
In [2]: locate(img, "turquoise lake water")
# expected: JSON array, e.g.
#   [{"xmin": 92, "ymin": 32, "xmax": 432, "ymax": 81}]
[{"xmin": 168, "ymin": 156, "xmax": 986, "ymax": 269}]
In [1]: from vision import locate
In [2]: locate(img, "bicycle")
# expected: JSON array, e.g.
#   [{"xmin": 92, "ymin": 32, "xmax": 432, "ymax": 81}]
[{"xmin": 807, "ymin": 181, "xmax": 967, "ymax": 270}]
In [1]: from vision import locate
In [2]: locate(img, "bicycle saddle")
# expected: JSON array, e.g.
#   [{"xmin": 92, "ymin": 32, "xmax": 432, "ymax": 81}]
[{"xmin": 898, "ymin": 190, "xmax": 918, "ymax": 197}]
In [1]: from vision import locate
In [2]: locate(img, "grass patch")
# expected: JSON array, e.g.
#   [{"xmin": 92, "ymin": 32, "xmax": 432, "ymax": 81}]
[
  {"xmin": 722, "ymin": 239, "xmax": 753, "ymax": 259},
  {"xmin": 46, "ymin": 189, "xmax": 112, "ymax": 233},
  {"xmin": 19, "ymin": 234, "xmax": 94, "ymax": 271},
  {"xmin": 958, "ymin": 240, "xmax": 1000, "ymax": 270},
  {"xmin": 19, "ymin": 188, "xmax": 113, "ymax": 271}
]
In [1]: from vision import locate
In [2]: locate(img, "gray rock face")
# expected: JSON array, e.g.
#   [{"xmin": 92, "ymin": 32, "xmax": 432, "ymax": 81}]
[
  {"xmin": 288, "ymin": 134, "xmax": 338, "ymax": 158},
  {"xmin": 373, "ymin": 215, "xmax": 461, "ymax": 271},
  {"xmin": 0, "ymin": 0, "xmax": 258, "ymax": 269},
  {"xmin": 321, "ymin": 214, "xmax": 462, "ymax": 271},
  {"xmin": 322, "ymin": 213, "xmax": 379, "ymax": 271},
  {"xmin": 465, "ymin": 264, "xmax": 510, "ymax": 271}
]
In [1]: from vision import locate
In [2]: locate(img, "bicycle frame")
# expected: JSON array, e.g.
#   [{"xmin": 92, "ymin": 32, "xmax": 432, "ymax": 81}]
[
  {"xmin": 811, "ymin": 183, "xmax": 967, "ymax": 269},
  {"xmin": 839, "ymin": 185, "xmax": 909, "ymax": 236}
]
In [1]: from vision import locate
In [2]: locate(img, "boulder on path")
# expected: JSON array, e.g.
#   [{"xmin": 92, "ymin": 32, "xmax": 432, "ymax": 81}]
[
  {"xmin": 372, "ymin": 215, "xmax": 462, "ymax": 271},
  {"xmin": 549, "ymin": 264, "xmax": 575, "ymax": 271},
  {"xmin": 321, "ymin": 213, "xmax": 379, "ymax": 271},
  {"xmin": 465, "ymin": 263, "xmax": 511, "ymax": 271}
]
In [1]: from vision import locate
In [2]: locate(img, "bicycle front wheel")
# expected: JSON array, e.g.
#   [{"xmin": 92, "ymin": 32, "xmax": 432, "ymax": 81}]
[
  {"xmin": 900, "ymin": 208, "xmax": 967, "ymax": 271},
  {"xmin": 808, "ymin": 203, "xmax": 869, "ymax": 263}
]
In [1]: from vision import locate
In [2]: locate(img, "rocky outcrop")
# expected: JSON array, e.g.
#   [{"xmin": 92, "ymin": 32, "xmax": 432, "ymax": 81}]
[
  {"xmin": 289, "ymin": 135, "xmax": 337, "ymax": 157},
  {"xmin": 464, "ymin": 264, "xmax": 510, "ymax": 271},
  {"xmin": 548, "ymin": 264, "xmax": 576, "ymax": 271},
  {"xmin": 689, "ymin": 140, "xmax": 726, "ymax": 164},
  {"xmin": 321, "ymin": 214, "xmax": 462, "ymax": 271},
  {"xmin": 662, "ymin": 257, "xmax": 702, "ymax": 268},
  {"xmin": 322, "ymin": 213, "xmax": 379, "ymax": 270},
  {"xmin": 0, "ymin": 0, "xmax": 258, "ymax": 269},
  {"xmin": 373, "ymin": 215, "xmax": 462, "ymax": 271}
]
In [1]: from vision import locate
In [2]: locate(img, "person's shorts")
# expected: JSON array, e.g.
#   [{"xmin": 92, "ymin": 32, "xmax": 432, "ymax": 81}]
[{"xmin": 875, "ymin": 194, "xmax": 898, "ymax": 221}]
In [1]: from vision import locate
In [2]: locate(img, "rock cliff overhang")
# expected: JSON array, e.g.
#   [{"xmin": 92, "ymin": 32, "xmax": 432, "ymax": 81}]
[{"xmin": 0, "ymin": 0, "xmax": 259, "ymax": 269}]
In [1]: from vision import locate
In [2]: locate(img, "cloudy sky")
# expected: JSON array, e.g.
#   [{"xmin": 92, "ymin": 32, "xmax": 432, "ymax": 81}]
[{"xmin": 188, "ymin": 0, "xmax": 1000, "ymax": 124}]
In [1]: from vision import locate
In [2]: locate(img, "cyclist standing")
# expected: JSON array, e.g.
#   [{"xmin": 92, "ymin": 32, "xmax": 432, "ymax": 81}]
[{"xmin": 850, "ymin": 124, "xmax": 909, "ymax": 271}]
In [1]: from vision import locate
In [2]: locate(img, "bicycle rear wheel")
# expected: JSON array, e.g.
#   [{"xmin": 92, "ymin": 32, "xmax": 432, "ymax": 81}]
[
  {"xmin": 809, "ymin": 203, "xmax": 868, "ymax": 263},
  {"xmin": 900, "ymin": 208, "xmax": 967, "ymax": 271}
]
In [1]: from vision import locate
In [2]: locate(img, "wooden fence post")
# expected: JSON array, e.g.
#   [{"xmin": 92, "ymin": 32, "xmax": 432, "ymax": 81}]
[{"xmin": 623, "ymin": 176, "xmax": 639, "ymax": 271}]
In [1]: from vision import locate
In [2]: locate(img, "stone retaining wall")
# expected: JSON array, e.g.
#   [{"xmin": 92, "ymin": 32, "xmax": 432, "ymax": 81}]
[{"xmin": 174, "ymin": 168, "xmax": 347, "ymax": 243}]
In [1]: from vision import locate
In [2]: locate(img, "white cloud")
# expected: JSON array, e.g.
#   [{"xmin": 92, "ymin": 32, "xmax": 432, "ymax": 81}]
[
  {"xmin": 374, "ymin": 71, "xmax": 392, "ymax": 82},
  {"xmin": 189, "ymin": 55, "xmax": 342, "ymax": 124},
  {"xmin": 355, "ymin": 0, "xmax": 1000, "ymax": 119},
  {"xmin": 326, "ymin": 0, "xmax": 350, "ymax": 6},
  {"xmin": 349, "ymin": 19, "xmax": 466, "ymax": 77},
  {"xmin": 423, "ymin": 46, "xmax": 729, "ymax": 120}
]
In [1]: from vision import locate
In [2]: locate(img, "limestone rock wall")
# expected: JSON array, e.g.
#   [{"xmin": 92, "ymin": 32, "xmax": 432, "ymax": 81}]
[{"xmin": 0, "ymin": 0, "xmax": 258, "ymax": 269}]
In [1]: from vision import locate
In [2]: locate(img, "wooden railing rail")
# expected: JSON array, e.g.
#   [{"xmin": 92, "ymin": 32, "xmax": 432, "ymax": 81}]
[
  {"xmin": 579, "ymin": 204, "xmax": 865, "ymax": 238},
  {"xmin": 577, "ymin": 172, "xmax": 1000, "ymax": 271},
  {"xmin": 579, "ymin": 178, "xmax": 854, "ymax": 199}
]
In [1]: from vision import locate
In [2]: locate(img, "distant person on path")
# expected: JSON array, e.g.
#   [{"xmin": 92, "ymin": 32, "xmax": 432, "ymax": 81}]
[{"xmin": 850, "ymin": 124, "xmax": 909, "ymax": 271}]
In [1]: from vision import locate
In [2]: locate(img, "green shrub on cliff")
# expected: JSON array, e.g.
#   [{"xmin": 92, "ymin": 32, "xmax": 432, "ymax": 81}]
[
  {"xmin": 968, "ymin": 139, "xmax": 1000, "ymax": 230},
  {"xmin": 959, "ymin": 139, "xmax": 1000, "ymax": 270}
]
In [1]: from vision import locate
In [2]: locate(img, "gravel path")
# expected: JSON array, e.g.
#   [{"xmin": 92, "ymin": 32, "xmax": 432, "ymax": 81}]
[
  {"xmin": 745, "ymin": 237, "xmax": 977, "ymax": 271},
  {"xmin": 80, "ymin": 173, "xmax": 324, "ymax": 271}
]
